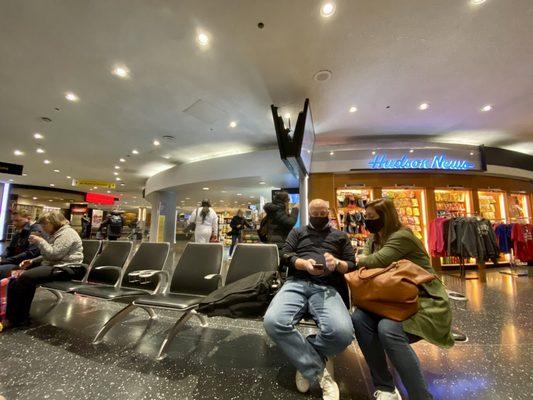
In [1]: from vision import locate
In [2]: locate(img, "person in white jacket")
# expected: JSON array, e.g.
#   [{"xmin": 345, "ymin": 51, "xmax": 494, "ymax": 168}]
[{"xmin": 189, "ymin": 199, "xmax": 218, "ymax": 243}]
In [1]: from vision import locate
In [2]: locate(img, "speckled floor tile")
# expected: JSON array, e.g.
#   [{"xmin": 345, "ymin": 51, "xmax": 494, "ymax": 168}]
[{"xmin": 1, "ymin": 255, "xmax": 531, "ymax": 399}]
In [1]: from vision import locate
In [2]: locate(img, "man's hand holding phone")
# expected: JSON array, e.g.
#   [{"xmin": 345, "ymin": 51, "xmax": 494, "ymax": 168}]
[{"xmin": 295, "ymin": 258, "xmax": 324, "ymax": 276}]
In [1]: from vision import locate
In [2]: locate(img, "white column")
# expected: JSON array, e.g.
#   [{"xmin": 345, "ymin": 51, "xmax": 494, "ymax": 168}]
[{"xmin": 299, "ymin": 174, "xmax": 309, "ymax": 226}]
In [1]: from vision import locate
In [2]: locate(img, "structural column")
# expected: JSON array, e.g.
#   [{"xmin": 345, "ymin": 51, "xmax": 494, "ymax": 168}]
[
  {"xmin": 147, "ymin": 190, "xmax": 177, "ymax": 244},
  {"xmin": 299, "ymin": 174, "xmax": 309, "ymax": 226}
]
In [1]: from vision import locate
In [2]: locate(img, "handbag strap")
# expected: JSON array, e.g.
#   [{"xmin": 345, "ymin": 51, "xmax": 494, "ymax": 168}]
[{"xmin": 358, "ymin": 263, "xmax": 398, "ymax": 280}]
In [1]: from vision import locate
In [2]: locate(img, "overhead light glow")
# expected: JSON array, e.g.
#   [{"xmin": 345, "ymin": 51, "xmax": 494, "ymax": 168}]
[
  {"xmin": 132, "ymin": 149, "xmax": 139, "ymax": 155},
  {"xmin": 36, "ymin": 148, "xmax": 45, "ymax": 154},
  {"xmin": 53, "ymin": 169, "xmax": 60, "ymax": 173},
  {"xmin": 119, "ymin": 158, "xmax": 126, "ymax": 162},
  {"xmin": 470, "ymin": 0, "xmax": 486, "ymax": 5},
  {"xmin": 321, "ymin": 2, "xmax": 336, "ymax": 17},
  {"xmin": 284, "ymin": 113, "xmax": 291, "ymax": 119},
  {"xmin": 409, "ymin": 149, "xmax": 414, "ymax": 153},
  {"xmin": 114, "ymin": 172, "xmax": 119, "ymax": 176},
  {"xmin": 237, "ymin": 193, "xmax": 242, "ymax": 196},
  {"xmin": 470, "ymin": 152, "xmax": 475, "ymax": 156},
  {"xmin": 481, "ymin": 104, "xmax": 493, "ymax": 112},
  {"xmin": 49, "ymin": 184, "xmax": 55, "ymax": 187},
  {"xmin": 66, "ymin": 176, "xmax": 71, "ymax": 179},
  {"xmin": 33, "ymin": 133, "xmax": 44, "ymax": 139},
  {"xmin": 65, "ymin": 92, "xmax": 79, "ymax": 102},
  {"xmin": 349, "ymin": 106, "xmax": 357, "ymax": 113},
  {"xmin": 202, "ymin": 187, "xmax": 210, "ymax": 191},
  {"xmin": 372, "ymin": 151, "xmax": 376, "ymax": 155},
  {"xmin": 22, "ymin": 173, "xmax": 27, "ymax": 177},
  {"xmin": 330, "ymin": 151, "xmax": 335, "ymax": 156},
  {"xmin": 197, "ymin": 32, "xmax": 209, "ymax": 46},
  {"xmin": 114, "ymin": 165, "xmax": 120, "ymax": 169},
  {"xmin": 116, "ymin": 177, "xmax": 121, "ymax": 181},
  {"xmin": 418, "ymin": 103, "xmax": 430, "ymax": 111},
  {"xmin": 162, "ymin": 154, "xmax": 171, "ymax": 159},
  {"xmin": 107, "ymin": 190, "xmax": 111, "ymax": 194},
  {"xmin": 259, "ymin": 181, "xmax": 266, "ymax": 185},
  {"xmin": 153, "ymin": 140, "xmax": 160, "ymax": 146},
  {"xmin": 14, "ymin": 150, "xmax": 24, "ymax": 156},
  {"xmin": 229, "ymin": 121, "xmax": 237, "ymax": 128},
  {"xmin": 44, "ymin": 159, "xmax": 51, "ymax": 164},
  {"xmin": 33, "ymin": 197, "xmax": 38, "ymax": 200},
  {"xmin": 112, "ymin": 65, "xmax": 130, "ymax": 79}
]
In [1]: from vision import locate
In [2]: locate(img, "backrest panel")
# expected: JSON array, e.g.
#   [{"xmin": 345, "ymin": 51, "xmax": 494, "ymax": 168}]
[
  {"xmin": 81, "ymin": 240, "xmax": 101, "ymax": 266},
  {"xmin": 122, "ymin": 242, "xmax": 170, "ymax": 290},
  {"xmin": 225, "ymin": 244, "xmax": 279, "ymax": 285},
  {"xmin": 87, "ymin": 241, "xmax": 132, "ymax": 285},
  {"xmin": 170, "ymin": 243, "xmax": 223, "ymax": 295}
]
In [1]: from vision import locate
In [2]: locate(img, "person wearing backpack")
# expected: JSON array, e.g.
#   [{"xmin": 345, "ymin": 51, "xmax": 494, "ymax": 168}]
[
  {"xmin": 229, "ymin": 209, "xmax": 251, "ymax": 256},
  {"xmin": 99, "ymin": 211, "xmax": 124, "ymax": 241},
  {"xmin": 189, "ymin": 199, "xmax": 218, "ymax": 243},
  {"xmin": 261, "ymin": 191, "xmax": 299, "ymax": 249}
]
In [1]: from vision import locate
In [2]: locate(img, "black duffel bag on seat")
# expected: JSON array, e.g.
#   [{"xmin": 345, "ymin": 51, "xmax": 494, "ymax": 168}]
[{"xmin": 197, "ymin": 271, "xmax": 281, "ymax": 319}]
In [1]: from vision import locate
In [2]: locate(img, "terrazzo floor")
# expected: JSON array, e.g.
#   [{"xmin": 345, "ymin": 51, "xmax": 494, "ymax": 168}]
[{"xmin": 0, "ymin": 243, "xmax": 531, "ymax": 399}]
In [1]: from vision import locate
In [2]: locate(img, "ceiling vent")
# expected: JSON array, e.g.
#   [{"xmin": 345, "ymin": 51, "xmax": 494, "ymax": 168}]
[{"xmin": 313, "ymin": 70, "xmax": 332, "ymax": 82}]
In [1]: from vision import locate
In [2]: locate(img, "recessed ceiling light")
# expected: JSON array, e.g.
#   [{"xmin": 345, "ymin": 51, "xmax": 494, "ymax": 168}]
[
  {"xmin": 49, "ymin": 184, "xmax": 55, "ymax": 187},
  {"xmin": 33, "ymin": 133, "xmax": 44, "ymax": 139},
  {"xmin": 36, "ymin": 148, "xmax": 45, "ymax": 154},
  {"xmin": 330, "ymin": 151, "xmax": 335, "ymax": 156},
  {"xmin": 221, "ymin": 190, "xmax": 227, "ymax": 193},
  {"xmin": 409, "ymin": 149, "xmax": 414, "ymax": 153},
  {"xmin": 259, "ymin": 181, "xmax": 266, "ymax": 185},
  {"xmin": 119, "ymin": 158, "xmax": 126, "ymax": 162},
  {"xmin": 116, "ymin": 177, "xmax": 122, "ymax": 181},
  {"xmin": 132, "ymin": 149, "xmax": 139, "ymax": 155},
  {"xmin": 197, "ymin": 32, "xmax": 209, "ymax": 46},
  {"xmin": 470, "ymin": 152, "xmax": 475, "ymax": 156},
  {"xmin": 44, "ymin": 159, "xmax": 51, "ymax": 164},
  {"xmin": 32, "ymin": 197, "xmax": 38, "ymax": 200},
  {"xmin": 120, "ymin": 183, "xmax": 125, "ymax": 186},
  {"xmin": 14, "ymin": 150, "xmax": 24, "ymax": 156},
  {"xmin": 114, "ymin": 165, "xmax": 120, "ymax": 169},
  {"xmin": 93, "ymin": 186, "xmax": 98, "ymax": 189},
  {"xmin": 470, "ymin": 0, "xmax": 486, "ymax": 5},
  {"xmin": 229, "ymin": 121, "xmax": 237, "ymax": 128},
  {"xmin": 114, "ymin": 172, "xmax": 119, "ymax": 176},
  {"xmin": 53, "ymin": 169, "xmax": 60, "ymax": 173},
  {"xmin": 349, "ymin": 106, "xmax": 357, "ymax": 113},
  {"xmin": 22, "ymin": 173, "xmax": 27, "ymax": 177},
  {"xmin": 112, "ymin": 65, "xmax": 130, "ymax": 79},
  {"xmin": 284, "ymin": 113, "xmax": 291, "ymax": 119},
  {"xmin": 321, "ymin": 2, "xmax": 336, "ymax": 17},
  {"xmin": 107, "ymin": 190, "xmax": 111, "ymax": 194},
  {"xmin": 153, "ymin": 140, "xmax": 160, "ymax": 146},
  {"xmin": 418, "ymin": 102, "xmax": 430, "ymax": 111},
  {"xmin": 66, "ymin": 176, "xmax": 71, "ymax": 179},
  {"xmin": 185, "ymin": 197, "xmax": 190, "ymax": 200},
  {"xmin": 372, "ymin": 151, "xmax": 376, "ymax": 155},
  {"xmin": 237, "ymin": 193, "xmax": 242, "ymax": 196},
  {"xmin": 65, "ymin": 92, "xmax": 79, "ymax": 102},
  {"xmin": 202, "ymin": 187, "xmax": 210, "ymax": 191},
  {"xmin": 48, "ymin": 199, "xmax": 53, "ymax": 202},
  {"xmin": 481, "ymin": 104, "xmax": 493, "ymax": 112}
]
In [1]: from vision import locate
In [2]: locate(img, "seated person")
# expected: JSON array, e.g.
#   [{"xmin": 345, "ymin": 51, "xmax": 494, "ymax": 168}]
[
  {"xmin": 0, "ymin": 211, "xmax": 84, "ymax": 332},
  {"xmin": 353, "ymin": 198, "xmax": 453, "ymax": 400},
  {"xmin": 263, "ymin": 199, "xmax": 356, "ymax": 400},
  {"xmin": 0, "ymin": 210, "xmax": 46, "ymax": 279}
]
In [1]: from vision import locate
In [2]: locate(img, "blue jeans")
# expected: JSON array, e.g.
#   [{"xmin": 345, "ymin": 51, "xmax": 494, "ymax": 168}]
[
  {"xmin": 352, "ymin": 309, "xmax": 433, "ymax": 400},
  {"xmin": 263, "ymin": 279, "xmax": 355, "ymax": 381},
  {"xmin": 0, "ymin": 264, "xmax": 18, "ymax": 279}
]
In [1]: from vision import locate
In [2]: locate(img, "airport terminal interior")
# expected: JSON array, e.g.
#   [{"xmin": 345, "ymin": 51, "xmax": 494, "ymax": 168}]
[{"xmin": 0, "ymin": 1, "xmax": 532, "ymax": 399}]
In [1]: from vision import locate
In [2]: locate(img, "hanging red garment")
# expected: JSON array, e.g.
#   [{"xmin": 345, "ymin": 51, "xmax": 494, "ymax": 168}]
[
  {"xmin": 428, "ymin": 218, "xmax": 448, "ymax": 257},
  {"xmin": 511, "ymin": 223, "xmax": 533, "ymax": 262}
]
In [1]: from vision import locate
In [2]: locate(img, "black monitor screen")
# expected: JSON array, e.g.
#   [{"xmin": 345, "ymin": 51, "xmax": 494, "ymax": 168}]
[{"xmin": 294, "ymin": 99, "xmax": 315, "ymax": 175}]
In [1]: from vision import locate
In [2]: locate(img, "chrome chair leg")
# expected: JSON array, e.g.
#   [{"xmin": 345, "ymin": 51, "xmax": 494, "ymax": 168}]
[
  {"xmin": 93, "ymin": 303, "xmax": 137, "ymax": 344},
  {"xmin": 156, "ymin": 311, "xmax": 194, "ymax": 360},
  {"xmin": 193, "ymin": 310, "xmax": 208, "ymax": 327},
  {"xmin": 139, "ymin": 306, "xmax": 158, "ymax": 320}
]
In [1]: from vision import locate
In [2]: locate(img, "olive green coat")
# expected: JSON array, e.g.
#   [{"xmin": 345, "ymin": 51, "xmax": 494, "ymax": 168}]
[{"xmin": 360, "ymin": 229, "xmax": 454, "ymax": 348}]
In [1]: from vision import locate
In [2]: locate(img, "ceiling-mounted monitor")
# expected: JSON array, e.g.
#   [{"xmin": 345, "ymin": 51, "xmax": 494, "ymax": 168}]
[{"xmin": 271, "ymin": 98, "xmax": 316, "ymax": 177}]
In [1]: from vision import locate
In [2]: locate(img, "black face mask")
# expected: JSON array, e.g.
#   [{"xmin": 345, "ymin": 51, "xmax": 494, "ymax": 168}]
[
  {"xmin": 310, "ymin": 216, "xmax": 330, "ymax": 231},
  {"xmin": 364, "ymin": 217, "xmax": 384, "ymax": 234}
]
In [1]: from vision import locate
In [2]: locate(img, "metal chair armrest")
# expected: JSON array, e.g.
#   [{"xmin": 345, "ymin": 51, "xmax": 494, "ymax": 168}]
[
  {"xmin": 128, "ymin": 270, "xmax": 169, "ymax": 294},
  {"xmin": 204, "ymin": 274, "xmax": 221, "ymax": 280}
]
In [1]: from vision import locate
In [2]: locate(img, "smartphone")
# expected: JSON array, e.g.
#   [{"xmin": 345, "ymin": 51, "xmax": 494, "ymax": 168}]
[{"xmin": 313, "ymin": 263, "xmax": 325, "ymax": 270}]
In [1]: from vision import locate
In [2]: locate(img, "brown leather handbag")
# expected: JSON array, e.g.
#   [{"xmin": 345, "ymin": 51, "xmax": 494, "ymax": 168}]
[{"xmin": 345, "ymin": 260, "xmax": 438, "ymax": 321}]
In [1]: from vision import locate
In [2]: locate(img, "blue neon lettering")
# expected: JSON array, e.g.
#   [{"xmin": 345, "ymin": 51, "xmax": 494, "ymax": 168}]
[{"xmin": 368, "ymin": 153, "xmax": 475, "ymax": 170}]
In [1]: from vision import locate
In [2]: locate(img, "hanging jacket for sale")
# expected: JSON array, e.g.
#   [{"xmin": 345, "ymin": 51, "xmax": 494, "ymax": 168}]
[{"xmin": 477, "ymin": 219, "xmax": 499, "ymax": 261}]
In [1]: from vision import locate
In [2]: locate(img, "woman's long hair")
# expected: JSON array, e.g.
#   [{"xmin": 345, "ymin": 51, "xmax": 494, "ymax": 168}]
[
  {"xmin": 365, "ymin": 198, "xmax": 405, "ymax": 250},
  {"xmin": 200, "ymin": 199, "xmax": 211, "ymax": 223}
]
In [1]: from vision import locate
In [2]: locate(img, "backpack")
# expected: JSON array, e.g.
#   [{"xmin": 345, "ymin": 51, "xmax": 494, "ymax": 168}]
[
  {"xmin": 257, "ymin": 216, "xmax": 269, "ymax": 243},
  {"xmin": 197, "ymin": 271, "xmax": 281, "ymax": 318}
]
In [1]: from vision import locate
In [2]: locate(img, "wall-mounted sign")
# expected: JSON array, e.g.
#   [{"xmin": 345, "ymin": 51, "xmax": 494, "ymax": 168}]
[
  {"xmin": 0, "ymin": 161, "xmax": 23, "ymax": 176},
  {"xmin": 86, "ymin": 192, "xmax": 116, "ymax": 205},
  {"xmin": 368, "ymin": 153, "xmax": 476, "ymax": 171},
  {"xmin": 73, "ymin": 179, "xmax": 116, "ymax": 189}
]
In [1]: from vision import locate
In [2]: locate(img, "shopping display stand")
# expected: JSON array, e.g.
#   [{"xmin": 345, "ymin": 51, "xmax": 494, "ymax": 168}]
[{"xmin": 499, "ymin": 249, "xmax": 529, "ymax": 277}]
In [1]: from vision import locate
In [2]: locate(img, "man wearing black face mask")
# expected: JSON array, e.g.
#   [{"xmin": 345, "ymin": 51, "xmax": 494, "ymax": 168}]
[{"xmin": 263, "ymin": 199, "xmax": 356, "ymax": 400}]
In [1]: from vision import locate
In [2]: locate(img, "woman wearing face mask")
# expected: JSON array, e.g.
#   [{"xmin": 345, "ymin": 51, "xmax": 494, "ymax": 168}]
[{"xmin": 353, "ymin": 198, "xmax": 453, "ymax": 400}]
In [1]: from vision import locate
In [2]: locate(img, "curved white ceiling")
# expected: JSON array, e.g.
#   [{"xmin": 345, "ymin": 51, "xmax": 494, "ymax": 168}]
[{"xmin": 1, "ymin": 0, "xmax": 532, "ymax": 205}]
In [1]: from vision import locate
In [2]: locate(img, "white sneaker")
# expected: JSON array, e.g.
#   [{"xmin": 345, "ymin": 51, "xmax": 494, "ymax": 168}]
[
  {"xmin": 319, "ymin": 368, "xmax": 340, "ymax": 400},
  {"xmin": 374, "ymin": 388, "xmax": 402, "ymax": 400},
  {"xmin": 295, "ymin": 370, "xmax": 310, "ymax": 393}
]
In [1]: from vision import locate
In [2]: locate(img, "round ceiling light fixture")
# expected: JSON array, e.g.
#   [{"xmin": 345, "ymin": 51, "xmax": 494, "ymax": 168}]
[
  {"xmin": 321, "ymin": 2, "xmax": 336, "ymax": 17},
  {"xmin": 65, "ymin": 92, "xmax": 79, "ymax": 102},
  {"xmin": 418, "ymin": 102, "xmax": 430, "ymax": 111},
  {"xmin": 112, "ymin": 65, "xmax": 130, "ymax": 79},
  {"xmin": 481, "ymin": 104, "xmax": 493, "ymax": 112},
  {"xmin": 313, "ymin": 70, "xmax": 332, "ymax": 82},
  {"xmin": 349, "ymin": 106, "xmax": 357, "ymax": 113},
  {"xmin": 470, "ymin": 0, "xmax": 487, "ymax": 5},
  {"xmin": 14, "ymin": 150, "xmax": 24, "ymax": 156},
  {"xmin": 33, "ymin": 132, "xmax": 44, "ymax": 139},
  {"xmin": 229, "ymin": 121, "xmax": 237, "ymax": 128},
  {"xmin": 153, "ymin": 140, "xmax": 160, "ymax": 146},
  {"xmin": 197, "ymin": 32, "xmax": 209, "ymax": 46}
]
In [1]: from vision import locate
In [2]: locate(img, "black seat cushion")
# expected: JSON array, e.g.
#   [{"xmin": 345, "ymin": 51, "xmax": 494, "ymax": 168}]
[
  {"xmin": 41, "ymin": 280, "xmax": 84, "ymax": 293},
  {"xmin": 74, "ymin": 285, "xmax": 148, "ymax": 299},
  {"xmin": 134, "ymin": 293, "xmax": 205, "ymax": 310}
]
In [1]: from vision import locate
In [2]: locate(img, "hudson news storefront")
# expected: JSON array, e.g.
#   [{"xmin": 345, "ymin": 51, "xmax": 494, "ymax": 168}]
[{"xmin": 309, "ymin": 144, "xmax": 533, "ymax": 272}]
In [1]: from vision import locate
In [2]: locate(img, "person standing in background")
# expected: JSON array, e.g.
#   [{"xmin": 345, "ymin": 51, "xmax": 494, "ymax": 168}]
[
  {"xmin": 189, "ymin": 199, "xmax": 218, "ymax": 243},
  {"xmin": 0, "ymin": 210, "xmax": 47, "ymax": 279},
  {"xmin": 99, "ymin": 211, "xmax": 124, "ymax": 241},
  {"xmin": 81, "ymin": 213, "xmax": 92, "ymax": 239},
  {"xmin": 229, "ymin": 209, "xmax": 251, "ymax": 256},
  {"xmin": 261, "ymin": 192, "xmax": 299, "ymax": 249}
]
